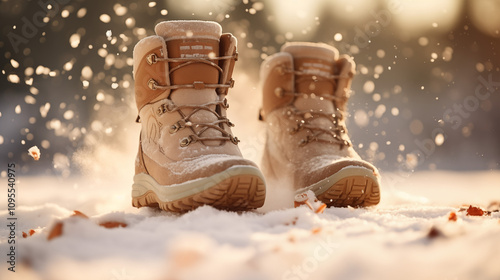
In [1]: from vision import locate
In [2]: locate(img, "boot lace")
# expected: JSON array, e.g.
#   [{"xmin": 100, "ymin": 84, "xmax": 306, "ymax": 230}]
[
  {"xmin": 276, "ymin": 67, "xmax": 352, "ymax": 149},
  {"xmin": 145, "ymin": 52, "xmax": 239, "ymax": 147}
]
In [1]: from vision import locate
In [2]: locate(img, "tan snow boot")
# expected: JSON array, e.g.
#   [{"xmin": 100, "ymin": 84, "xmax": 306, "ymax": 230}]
[
  {"xmin": 131, "ymin": 20, "xmax": 266, "ymax": 212},
  {"xmin": 260, "ymin": 42, "xmax": 380, "ymax": 207}
]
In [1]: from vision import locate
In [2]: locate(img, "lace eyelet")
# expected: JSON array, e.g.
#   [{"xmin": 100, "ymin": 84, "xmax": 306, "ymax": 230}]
[
  {"xmin": 274, "ymin": 87, "xmax": 284, "ymax": 98},
  {"xmin": 180, "ymin": 136, "xmax": 195, "ymax": 147},
  {"xmin": 165, "ymin": 103, "xmax": 176, "ymax": 112},
  {"xmin": 276, "ymin": 66, "xmax": 285, "ymax": 75},
  {"xmin": 222, "ymin": 98, "xmax": 229, "ymax": 109},
  {"xmin": 230, "ymin": 136, "xmax": 240, "ymax": 145},
  {"xmin": 147, "ymin": 79, "xmax": 158, "ymax": 90},
  {"xmin": 298, "ymin": 139, "xmax": 308, "ymax": 147},
  {"xmin": 146, "ymin": 53, "xmax": 157, "ymax": 65},
  {"xmin": 169, "ymin": 124, "xmax": 179, "ymax": 134}
]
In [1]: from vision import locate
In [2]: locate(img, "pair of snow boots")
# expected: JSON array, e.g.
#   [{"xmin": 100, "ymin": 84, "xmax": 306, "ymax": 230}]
[{"xmin": 131, "ymin": 20, "xmax": 380, "ymax": 212}]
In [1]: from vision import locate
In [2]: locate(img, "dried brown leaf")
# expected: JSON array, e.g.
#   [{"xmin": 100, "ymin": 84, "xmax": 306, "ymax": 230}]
[
  {"xmin": 311, "ymin": 227, "xmax": 322, "ymax": 234},
  {"xmin": 466, "ymin": 205, "xmax": 484, "ymax": 216},
  {"xmin": 427, "ymin": 226, "xmax": 443, "ymax": 239},
  {"xmin": 99, "ymin": 221, "xmax": 127, "ymax": 229},
  {"xmin": 47, "ymin": 222, "xmax": 63, "ymax": 241},
  {"xmin": 448, "ymin": 211, "xmax": 457, "ymax": 222},
  {"xmin": 72, "ymin": 210, "xmax": 89, "ymax": 219}
]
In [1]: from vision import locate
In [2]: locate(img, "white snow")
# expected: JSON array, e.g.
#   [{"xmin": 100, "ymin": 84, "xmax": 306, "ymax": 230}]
[{"xmin": 1, "ymin": 170, "xmax": 499, "ymax": 280}]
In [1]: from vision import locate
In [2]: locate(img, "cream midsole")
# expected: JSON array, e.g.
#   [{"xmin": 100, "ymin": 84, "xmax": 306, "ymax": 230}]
[
  {"xmin": 132, "ymin": 165, "xmax": 265, "ymax": 202},
  {"xmin": 296, "ymin": 166, "xmax": 379, "ymax": 196}
]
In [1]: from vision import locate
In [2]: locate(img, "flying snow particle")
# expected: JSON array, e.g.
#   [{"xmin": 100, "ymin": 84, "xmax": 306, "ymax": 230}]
[
  {"xmin": 442, "ymin": 47, "xmax": 453, "ymax": 62},
  {"xmin": 0, "ymin": 136, "xmax": 3, "ymax": 145},
  {"xmin": 40, "ymin": 103, "xmax": 51, "ymax": 118},
  {"xmin": 15, "ymin": 105, "xmax": 21, "ymax": 114},
  {"xmin": 410, "ymin": 119, "xmax": 424, "ymax": 135},
  {"xmin": 148, "ymin": 2, "xmax": 156, "ymax": 7},
  {"xmin": 7, "ymin": 74, "xmax": 20, "ymax": 84},
  {"xmin": 100, "ymin": 14, "xmax": 111, "ymax": 23},
  {"xmin": 25, "ymin": 67, "xmax": 34, "ymax": 76},
  {"xmin": 376, "ymin": 49, "xmax": 385, "ymax": 58},
  {"xmin": 63, "ymin": 110, "xmax": 74, "ymax": 120},
  {"xmin": 435, "ymin": 133, "xmax": 445, "ymax": 146},
  {"xmin": 69, "ymin": 33, "xmax": 81, "ymax": 48},
  {"xmin": 476, "ymin": 63, "xmax": 485, "ymax": 72},
  {"xmin": 114, "ymin": 4, "xmax": 128, "ymax": 16},
  {"xmin": 125, "ymin": 17, "xmax": 135, "ymax": 28},
  {"xmin": 391, "ymin": 107, "xmax": 399, "ymax": 116},
  {"xmin": 363, "ymin": 80, "xmax": 375, "ymax": 93},
  {"xmin": 252, "ymin": 2, "xmax": 264, "ymax": 11},
  {"xmin": 77, "ymin": 8, "xmax": 87, "ymax": 18},
  {"xmin": 418, "ymin": 37, "xmax": 428, "ymax": 46},
  {"xmin": 96, "ymin": 91, "xmax": 105, "ymax": 102},
  {"xmin": 63, "ymin": 60, "xmax": 74, "ymax": 71},
  {"xmin": 334, "ymin": 33, "xmax": 343, "ymax": 42},
  {"xmin": 10, "ymin": 59, "xmax": 19, "ymax": 68},
  {"xmin": 374, "ymin": 104, "xmax": 386, "ymax": 118},
  {"xmin": 354, "ymin": 110, "xmax": 369, "ymax": 128},
  {"xmin": 61, "ymin": 9, "xmax": 70, "ymax": 18},
  {"xmin": 25, "ymin": 95, "xmax": 36, "ymax": 105},
  {"xmin": 81, "ymin": 66, "xmax": 93, "ymax": 79},
  {"xmin": 106, "ymin": 30, "xmax": 112, "ymax": 38},
  {"xmin": 28, "ymin": 146, "xmax": 41, "ymax": 161},
  {"xmin": 41, "ymin": 140, "xmax": 50, "ymax": 149}
]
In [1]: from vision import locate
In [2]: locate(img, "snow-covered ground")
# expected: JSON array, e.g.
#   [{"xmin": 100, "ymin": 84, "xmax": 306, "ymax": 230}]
[{"xmin": 1, "ymin": 169, "xmax": 500, "ymax": 280}]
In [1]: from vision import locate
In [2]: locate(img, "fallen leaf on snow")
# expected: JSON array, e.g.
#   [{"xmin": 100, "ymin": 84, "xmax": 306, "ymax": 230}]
[
  {"xmin": 284, "ymin": 217, "xmax": 298, "ymax": 226},
  {"xmin": 311, "ymin": 227, "xmax": 322, "ymax": 234},
  {"xmin": 99, "ymin": 221, "xmax": 127, "ymax": 228},
  {"xmin": 448, "ymin": 212, "xmax": 457, "ymax": 222},
  {"xmin": 23, "ymin": 229, "xmax": 37, "ymax": 238},
  {"xmin": 72, "ymin": 210, "xmax": 89, "ymax": 219},
  {"xmin": 427, "ymin": 226, "xmax": 444, "ymax": 239},
  {"xmin": 47, "ymin": 210, "xmax": 128, "ymax": 240},
  {"xmin": 47, "ymin": 222, "xmax": 63, "ymax": 241},
  {"xmin": 466, "ymin": 205, "xmax": 484, "ymax": 216}
]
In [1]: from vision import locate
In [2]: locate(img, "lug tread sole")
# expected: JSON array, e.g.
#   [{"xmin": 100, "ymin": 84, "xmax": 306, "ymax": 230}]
[
  {"xmin": 132, "ymin": 174, "xmax": 266, "ymax": 213},
  {"xmin": 317, "ymin": 176, "xmax": 380, "ymax": 207}
]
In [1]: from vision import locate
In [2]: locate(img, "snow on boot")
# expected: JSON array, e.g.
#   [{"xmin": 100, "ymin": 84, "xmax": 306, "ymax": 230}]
[
  {"xmin": 260, "ymin": 42, "xmax": 380, "ymax": 207},
  {"xmin": 132, "ymin": 20, "xmax": 266, "ymax": 212}
]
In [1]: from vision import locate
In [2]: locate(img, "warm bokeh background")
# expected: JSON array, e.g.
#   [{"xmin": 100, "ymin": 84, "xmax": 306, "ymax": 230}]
[{"xmin": 1, "ymin": 0, "xmax": 499, "ymax": 179}]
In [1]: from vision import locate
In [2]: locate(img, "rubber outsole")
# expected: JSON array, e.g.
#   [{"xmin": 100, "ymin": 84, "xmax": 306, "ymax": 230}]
[
  {"xmin": 298, "ymin": 167, "xmax": 381, "ymax": 208},
  {"xmin": 316, "ymin": 176, "xmax": 380, "ymax": 207},
  {"xmin": 132, "ymin": 171, "xmax": 266, "ymax": 213}
]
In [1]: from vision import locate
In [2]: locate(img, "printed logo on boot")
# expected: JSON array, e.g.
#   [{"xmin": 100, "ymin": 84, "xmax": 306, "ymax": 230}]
[{"xmin": 179, "ymin": 43, "xmax": 214, "ymax": 59}]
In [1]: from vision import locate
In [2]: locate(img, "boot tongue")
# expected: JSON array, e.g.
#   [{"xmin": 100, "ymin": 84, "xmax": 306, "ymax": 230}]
[
  {"xmin": 282, "ymin": 43, "xmax": 340, "ymax": 142},
  {"xmin": 155, "ymin": 20, "xmax": 222, "ymax": 88},
  {"xmin": 155, "ymin": 21, "xmax": 224, "ymax": 145},
  {"xmin": 282, "ymin": 43, "xmax": 339, "ymax": 112}
]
